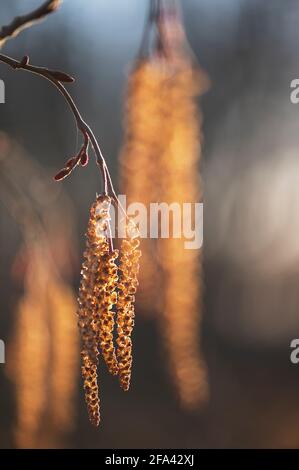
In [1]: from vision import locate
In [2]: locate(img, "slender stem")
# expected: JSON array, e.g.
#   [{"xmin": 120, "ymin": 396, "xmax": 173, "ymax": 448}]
[
  {"xmin": 0, "ymin": 53, "xmax": 112, "ymax": 195},
  {"xmin": 0, "ymin": 0, "xmax": 133, "ymax": 244}
]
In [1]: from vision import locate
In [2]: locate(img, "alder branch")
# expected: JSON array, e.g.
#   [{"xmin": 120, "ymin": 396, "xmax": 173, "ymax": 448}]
[
  {"xmin": 0, "ymin": 0, "xmax": 62, "ymax": 48},
  {"xmin": 0, "ymin": 53, "xmax": 120, "ymax": 200},
  {"xmin": 0, "ymin": 1, "xmax": 126, "ymax": 216}
]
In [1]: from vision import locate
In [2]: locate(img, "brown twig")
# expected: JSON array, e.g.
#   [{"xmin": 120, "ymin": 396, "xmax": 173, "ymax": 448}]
[
  {"xmin": 0, "ymin": 0, "xmax": 62, "ymax": 48},
  {"xmin": 0, "ymin": 53, "xmax": 117, "ymax": 198},
  {"xmin": 0, "ymin": 1, "xmax": 127, "ymax": 218}
]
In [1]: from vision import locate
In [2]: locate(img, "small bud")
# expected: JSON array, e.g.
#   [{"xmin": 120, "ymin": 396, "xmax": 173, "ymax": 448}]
[
  {"xmin": 80, "ymin": 152, "xmax": 89, "ymax": 167},
  {"xmin": 54, "ymin": 167, "xmax": 71, "ymax": 181},
  {"xmin": 47, "ymin": 70, "xmax": 75, "ymax": 83},
  {"xmin": 66, "ymin": 156, "xmax": 78, "ymax": 169},
  {"xmin": 20, "ymin": 55, "xmax": 29, "ymax": 66}
]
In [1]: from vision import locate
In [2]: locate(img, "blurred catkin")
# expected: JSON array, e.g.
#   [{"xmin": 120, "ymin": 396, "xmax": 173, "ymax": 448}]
[
  {"xmin": 8, "ymin": 241, "xmax": 79, "ymax": 448},
  {"xmin": 9, "ymin": 247, "xmax": 50, "ymax": 449},
  {"xmin": 119, "ymin": 6, "xmax": 209, "ymax": 408},
  {"xmin": 119, "ymin": 61, "xmax": 167, "ymax": 311},
  {"xmin": 1, "ymin": 136, "xmax": 79, "ymax": 448},
  {"xmin": 47, "ymin": 279, "xmax": 79, "ymax": 434},
  {"xmin": 158, "ymin": 63, "xmax": 209, "ymax": 408}
]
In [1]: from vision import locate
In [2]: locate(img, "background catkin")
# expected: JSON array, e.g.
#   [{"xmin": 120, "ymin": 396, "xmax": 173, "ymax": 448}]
[
  {"xmin": 119, "ymin": 8, "xmax": 209, "ymax": 408},
  {"xmin": 1, "ymin": 135, "xmax": 79, "ymax": 448},
  {"xmin": 158, "ymin": 63, "xmax": 209, "ymax": 408},
  {"xmin": 119, "ymin": 61, "xmax": 166, "ymax": 312},
  {"xmin": 8, "ymin": 240, "xmax": 79, "ymax": 448},
  {"xmin": 9, "ymin": 246, "xmax": 50, "ymax": 449}
]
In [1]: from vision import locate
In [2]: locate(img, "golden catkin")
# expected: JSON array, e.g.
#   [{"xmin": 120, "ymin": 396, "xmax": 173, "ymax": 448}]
[
  {"xmin": 118, "ymin": 8, "xmax": 209, "ymax": 408},
  {"xmin": 116, "ymin": 233, "xmax": 141, "ymax": 391},
  {"xmin": 98, "ymin": 249, "xmax": 119, "ymax": 376},
  {"xmin": 119, "ymin": 61, "xmax": 167, "ymax": 312},
  {"xmin": 47, "ymin": 280, "xmax": 79, "ymax": 434},
  {"xmin": 158, "ymin": 62, "xmax": 209, "ymax": 408},
  {"xmin": 7, "ymin": 239, "xmax": 79, "ymax": 448},
  {"xmin": 10, "ymin": 255, "xmax": 49, "ymax": 449},
  {"xmin": 78, "ymin": 195, "xmax": 119, "ymax": 425}
]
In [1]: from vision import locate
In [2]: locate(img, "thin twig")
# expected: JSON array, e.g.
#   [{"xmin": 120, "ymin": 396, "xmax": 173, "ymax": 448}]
[
  {"xmin": 0, "ymin": 51, "xmax": 129, "ymax": 224},
  {"xmin": 0, "ymin": 0, "xmax": 62, "ymax": 48},
  {"xmin": 0, "ymin": 53, "xmax": 111, "ymax": 193},
  {"xmin": 0, "ymin": 1, "xmax": 128, "ymax": 220}
]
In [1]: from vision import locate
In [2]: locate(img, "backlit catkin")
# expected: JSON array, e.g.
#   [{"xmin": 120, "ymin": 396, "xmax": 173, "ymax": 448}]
[
  {"xmin": 47, "ymin": 280, "xmax": 79, "ymax": 435},
  {"xmin": 77, "ymin": 196, "xmax": 141, "ymax": 424},
  {"xmin": 7, "ymin": 241, "xmax": 79, "ymax": 448},
  {"xmin": 117, "ymin": 233, "xmax": 141, "ymax": 391},
  {"xmin": 10, "ymin": 252, "xmax": 49, "ymax": 449},
  {"xmin": 158, "ymin": 63, "xmax": 209, "ymax": 408},
  {"xmin": 99, "ymin": 249, "xmax": 119, "ymax": 376},
  {"xmin": 119, "ymin": 61, "xmax": 166, "ymax": 312},
  {"xmin": 78, "ymin": 196, "xmax": 113, "ymax": 426},
  {"xmin": 119, "ymin": 7, "xmax": 209, "ymax": 408}
]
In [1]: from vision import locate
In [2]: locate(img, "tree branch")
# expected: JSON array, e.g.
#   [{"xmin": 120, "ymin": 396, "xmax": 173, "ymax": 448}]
[
  {"xmin": 0, "ymin": 0, "xmax": 62, "ymax": 48},
  {"xmin": 0, "ymin": 51, "xmax": 127, "ymax": 219},
  {"xmin": 0, "ymin": 1, "xmax": 128, "ymax": 221}
]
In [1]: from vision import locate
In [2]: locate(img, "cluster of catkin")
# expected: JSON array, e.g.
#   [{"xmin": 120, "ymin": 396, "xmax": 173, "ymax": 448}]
[
  {"xmin": 119, "ymin": 10, "xmax": 209, "ymax": 408},
  {"xmin": 77, "ymin": 195, "xmax": 141, "ymax": 426}
]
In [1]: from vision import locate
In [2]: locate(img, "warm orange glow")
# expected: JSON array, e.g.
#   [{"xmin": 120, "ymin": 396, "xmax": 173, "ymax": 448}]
[
  {"xmin": 8, "ymin": 242, "xmax": 79, "ymax": 448},
  {"xmin": 119, "ymin": 9, "xmax": 209, "ymax": 408},
  {"xmin": 119, "ymin": 61, "xmax": 166, "ymax": 312},
  {"xmin": 0, "ymin": 135, "xmax": 79, "ymax": 448}
]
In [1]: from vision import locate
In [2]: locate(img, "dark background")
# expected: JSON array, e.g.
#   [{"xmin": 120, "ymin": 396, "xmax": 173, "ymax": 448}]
[{"xmin": 1, "ymin": 0, "xmax": 299, "ymax": 449}]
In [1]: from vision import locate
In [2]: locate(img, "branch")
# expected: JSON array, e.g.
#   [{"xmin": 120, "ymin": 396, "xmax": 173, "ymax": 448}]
[
  {"xmin": 0, "ymin": 53, "xmax": 123, "ymax": 210},
  {"xmin": 0, "ymin": 0, "xmax": 62, "ymax": 48},
  {"xmin": 0, "ymin": 1, "xmax": 128, "ymax": 223}
]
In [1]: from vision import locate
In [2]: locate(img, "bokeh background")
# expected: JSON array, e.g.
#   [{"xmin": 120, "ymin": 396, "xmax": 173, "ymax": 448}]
[{"xmin": 1, "ymin": 0, "xmax": 299, "ymax": 449}]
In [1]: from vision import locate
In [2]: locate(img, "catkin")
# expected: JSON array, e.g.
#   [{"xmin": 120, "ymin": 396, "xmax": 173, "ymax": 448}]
[
  {"xmin": 47, "ymin": 280, "xmax": 79, "ymax": 435},
  {"xmin": 117, "ymin": 234, "xmax": 141, "ymax": 391},
  {"xmin": 99, "ymin": 249, "xmax": 119, "ymax": 376},
  {"xmin": 7, "ymin": 241, "xmax": 79, "ymax": 448},
  {"xmin": 78, "ymin": 195, "xmax": 121, "ymax": 425},
  {"xmin": 158, "ymin": 63, "xmax": 209, "ymax": 408},
  {"xmin": 10, "ymin": 255, "xmax": 49, "ymax": 449},
  {"xmin": 119, "ymin": 8, "xmax": 209, "ymax": 408},
  {"xmin": 119, "ymin": 60, "xmax": 167, "ymax": 312}
]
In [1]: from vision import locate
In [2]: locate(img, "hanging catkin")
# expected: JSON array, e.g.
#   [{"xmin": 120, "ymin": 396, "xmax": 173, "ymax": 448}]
[
  {"xmin": 119, "ymin": 4, "xmax": 209, "ymax": 408},
  {"xmin": 117, "ymin": 234, "xmax": 141, "ymax": 391},
  {"xmin": 7, "ymin": 239, "xmax": 79, "ymax": 448},
  {"xmin": 78, "ymin": 196, "xmax": 114, "ymax": 426},
  {"xmin": 158, "ymin": 62, "xmax": 208, "ymax": 408},
  {"xmin": 77, "ymin": 195, "xmax": 141, "ymax": 424},
  {"xmin": 47, "ymin": 279, "xmax": 79, "ymax": 435},
  {"xmin": 9, "ymin": 247, "xmax": 49, "ymax": 449},
  {"xmin": 119, "ymin": 60, "xmax": 167, "ymax": 312}
]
